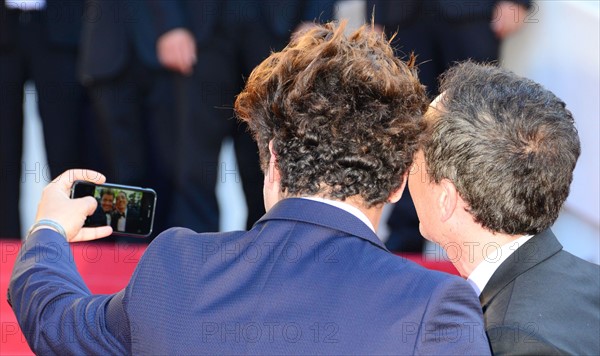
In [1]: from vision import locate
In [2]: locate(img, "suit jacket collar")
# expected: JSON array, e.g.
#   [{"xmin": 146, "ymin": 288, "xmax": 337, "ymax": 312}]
[
  {"xmin": 257, "ymin": 198, "xmax": 389, "ymax": 252},
  {"xmin": 480, "ymin": 229, "xmax": 563, "ymax": 308}
]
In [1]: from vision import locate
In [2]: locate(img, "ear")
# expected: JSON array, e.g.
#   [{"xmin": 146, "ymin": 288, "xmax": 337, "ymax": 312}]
[
  {"xmin": 263, "ymin": 140, "xmax": 284, "ymax": 211},
  {"xmin": 388, "ymin": 172, "xmax": 408, "ymax": 204},
  {"xmin": 265, "ymin": 140, "xmax": 281, "ymax": 186},
  {"xmin": 438, "ymin": 178, "xmax": 458, "ymax": 222}
]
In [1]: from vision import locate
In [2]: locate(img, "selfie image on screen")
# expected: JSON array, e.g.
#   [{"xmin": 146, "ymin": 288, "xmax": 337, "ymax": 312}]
[{"xmin": 85, "ymin": 187, "xmax": 149, "ymax": 234}]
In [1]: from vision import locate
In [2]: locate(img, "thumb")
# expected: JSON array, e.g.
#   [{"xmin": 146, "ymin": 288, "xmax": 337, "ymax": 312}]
[
  {"xmin": 71, "ymin": 226, "xmax": 114, "ymax": 242},
  {"xmin": 75, "ymin": 196, "xmax": 98, "ymax": 217}
]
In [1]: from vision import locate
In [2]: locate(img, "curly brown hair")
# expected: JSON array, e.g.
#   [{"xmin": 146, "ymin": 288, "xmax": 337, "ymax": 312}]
[{"xmin": 235, "ymin": 22, "xmax": 428, "ymax": 207}]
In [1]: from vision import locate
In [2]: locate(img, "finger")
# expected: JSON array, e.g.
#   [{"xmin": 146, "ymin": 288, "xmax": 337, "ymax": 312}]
[
  {"xmin": 71, "ymin": 226, "xmax": 113, "ymax": 242},
  {"xmin": 183, "ymin": 42, "xmax": 196, "ymax": 67},
  {"xmin": 164, "ymin": 44, "xmax": 184, "ymax": 73},
  {"xmin": 179, "ymin": 39, "xmax": 196, "ymax": 75},
  {"xmin": 187, "ymin": 50, "xmax": 197, "ymax": 74},
  {"xmin": 176, "ymin": 46, "xmax": 189, "ymax": 74},
  {"xmin": 75, "ymin": 196, "xmax": 99, "ymax": 217},
  {"xmin": 52, "ymin": 169, "xmax": 106, "ymax": 193},
  {"xmin": 180, "ymin": 54, "xmax": 193, "ymax": 75}
]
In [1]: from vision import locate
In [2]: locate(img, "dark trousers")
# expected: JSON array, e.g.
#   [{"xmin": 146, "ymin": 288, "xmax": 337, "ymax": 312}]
[
  {"xmin": 169, "ymin": 23, "xmax": 285, "ymax": 233},
  {"xmin": 86, "ymin": 57, "xmax": 176, "ymax": 241},
  {"xmin": 0, "ymin": 10, "xmax": 85, "ymax": 238},
  {"xmin": 169, "ymin": 41, "xmax": 262, "ymax": 232}
]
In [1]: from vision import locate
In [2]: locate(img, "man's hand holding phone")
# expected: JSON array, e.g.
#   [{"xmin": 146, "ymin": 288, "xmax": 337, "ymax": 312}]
[
  {"xmin": 71, "ymin": 177, "xmax": 157, "ymax": 237},
  {"xmin": 33, "ymin": 169, "xmax": 113, "ymax": 242}
]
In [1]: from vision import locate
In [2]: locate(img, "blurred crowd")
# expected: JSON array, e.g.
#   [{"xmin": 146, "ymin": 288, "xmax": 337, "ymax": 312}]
[{"xmin": 0, "ymin": 0, "xmax": 336, "ymax": 241}]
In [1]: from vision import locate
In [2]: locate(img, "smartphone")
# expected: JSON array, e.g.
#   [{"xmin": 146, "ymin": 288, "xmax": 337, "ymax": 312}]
[{"xmin": 70, "ymin": 181, "xmax": 157, "ymax": 237}]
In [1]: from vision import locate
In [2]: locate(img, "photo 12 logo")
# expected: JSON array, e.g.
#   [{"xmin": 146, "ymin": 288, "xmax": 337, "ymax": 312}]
[{"xmin": 200, "ymin": 321, "xmax": 340, "ymax": 344}]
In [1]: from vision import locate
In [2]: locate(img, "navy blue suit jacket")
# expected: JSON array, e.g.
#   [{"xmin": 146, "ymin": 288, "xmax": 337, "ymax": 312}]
[{"xmin": 9, "ymin": 198, "xmax": 491, "ymax": 354}]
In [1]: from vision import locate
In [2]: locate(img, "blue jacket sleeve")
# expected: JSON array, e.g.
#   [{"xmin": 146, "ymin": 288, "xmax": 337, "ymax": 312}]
[
  {"xmin": 414, "ymin": 276, "xmax": 492, "ymax": 355},
  {"xmin": 8, "ymin": 230, "xmax": 131, "ymax": 355}
]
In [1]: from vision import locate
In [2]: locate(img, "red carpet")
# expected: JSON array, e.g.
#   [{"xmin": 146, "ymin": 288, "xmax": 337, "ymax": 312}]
[
  {"xmin": 1, "ymin": 241, "xmax": 145, "ymax": 355},
  {"xmin": 0, "ymin": 241, "xmax": 457, "ymax": 355}
]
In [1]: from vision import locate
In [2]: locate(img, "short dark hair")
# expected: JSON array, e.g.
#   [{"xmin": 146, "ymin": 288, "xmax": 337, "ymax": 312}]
[
  {"xmin": 235, "ymin": 22, "xmax": 428, "ymax": 206},
  {"xmin": 424, "ymin": 61, "xmax": 580, "ymax": 235},
  {"xmin": 100, "ymin": 189, "xmax": 114, "ymax": 198}
]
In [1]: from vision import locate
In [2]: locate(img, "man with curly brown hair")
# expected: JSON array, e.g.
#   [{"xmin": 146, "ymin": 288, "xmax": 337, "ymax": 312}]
[{"xmin": 9, "ymin": 23, "xmax": 491, "ymax": 354}]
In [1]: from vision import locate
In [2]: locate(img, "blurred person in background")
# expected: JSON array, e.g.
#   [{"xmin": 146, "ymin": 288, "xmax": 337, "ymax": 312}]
[
  {"xmin": 367, "ymin": 0, "xmax": 531, "ymax": 253},
  {"xmin": 78, "ymin": 0, "xmax": 177, "ymax": 241},
  {"xmin": 142, "ymin": 0, "xmax": 336, "ymax": 233},
  {"xmin": 0, "ymin": 0, "xmax": 88, "ymax": 238}
]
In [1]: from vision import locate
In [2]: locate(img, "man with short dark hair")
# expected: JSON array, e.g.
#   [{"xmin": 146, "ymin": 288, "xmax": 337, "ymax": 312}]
[
  {"xmin": 9, "ymin": 23, "xmax": 491, "ymax": 354},
  {"xmin": 409, "ymin": 61, "xmax": 600, "ymax": 354},
  {"xmin": 99, "ymin": 189, "xmax": 115, "ymax": 225}
]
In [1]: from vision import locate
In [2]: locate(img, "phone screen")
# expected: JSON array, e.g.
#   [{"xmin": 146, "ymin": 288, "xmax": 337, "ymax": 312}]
[{"xmin": 71, "ymin": 181, "xmax": 156, "ymax": 237}]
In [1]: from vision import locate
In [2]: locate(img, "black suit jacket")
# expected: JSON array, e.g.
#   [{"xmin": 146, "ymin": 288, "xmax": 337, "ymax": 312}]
[
  {"xmin": 0, "ymin": 0, "xmax": 84, "ymax": 48},
  {"xmin": 480, "ymin": 229, "xmax": 600, "ymax": 355},
  {"xmin": 111, "ymin": 207, "xmax": 141, "ymax": 233}
]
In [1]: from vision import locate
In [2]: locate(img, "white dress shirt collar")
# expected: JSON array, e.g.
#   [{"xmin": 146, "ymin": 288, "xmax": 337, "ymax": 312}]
[
  {"xmin": 300, "ymin": 196, "xmax": 375, "ymax": 232},
  {"xmin": 467, "ymin": 234, "xmax": 534, "ymax": 296}
]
